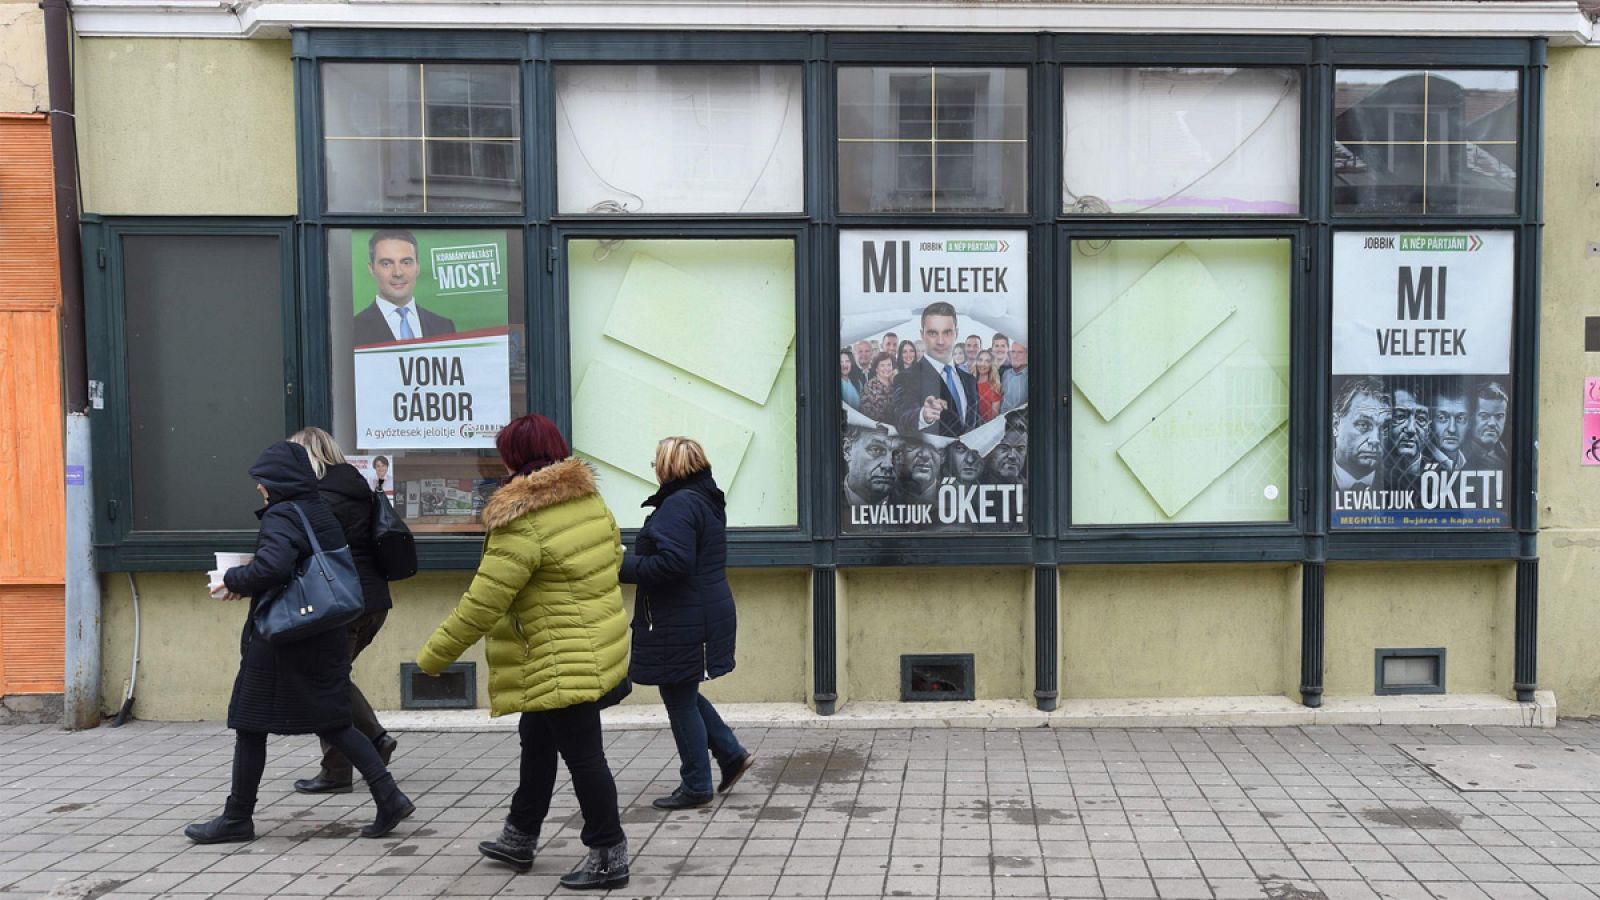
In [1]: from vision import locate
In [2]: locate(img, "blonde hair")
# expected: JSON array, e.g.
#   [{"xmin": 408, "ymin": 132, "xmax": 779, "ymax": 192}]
[
  {"xmin": 288, "ymin": 426, "xmax": 347, "ymax": 479},
  {"xmin": 654, "ymin": 436, "xmax": 710, "ymax": 483}
]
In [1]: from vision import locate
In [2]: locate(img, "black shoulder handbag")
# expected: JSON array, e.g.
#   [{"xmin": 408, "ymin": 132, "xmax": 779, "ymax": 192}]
[
  {"xmin": 254, "ymin": 502, "xmax": 367, "ymax": 645},
  {"xmin": 371, "ymin": 479, "xmax": 418, "ymax": 581}
]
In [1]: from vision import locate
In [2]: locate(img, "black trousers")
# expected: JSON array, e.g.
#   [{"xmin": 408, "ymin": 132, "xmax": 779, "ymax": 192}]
[
  {"xmin": 318, "ymin": 611, "xmax": 388, "ymax": 780},
  {"xmin": 507, "ymin": 701, "xmax": 625, "ymax": 849},
  {"xmin": 230, "ymin": 725, "xmax": 385, "ymax": 811}
]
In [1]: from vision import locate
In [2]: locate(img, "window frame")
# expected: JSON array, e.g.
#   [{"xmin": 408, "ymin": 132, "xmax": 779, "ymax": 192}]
[
  {"xmin": 84, "ymin": 30, "xmax": 1544, "ymax": 571},
  {"xmin": 83, "ymin": 217, "xmax": 300, "ymax": 571}
]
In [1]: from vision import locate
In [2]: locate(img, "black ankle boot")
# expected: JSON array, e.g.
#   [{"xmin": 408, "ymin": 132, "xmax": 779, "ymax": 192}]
[
  {"xmin": 374, "ymin": 732, "xmax": 398, "ymax": 766},
  {"xmin": 360, "ymin": 774, "xmax": 415, "ymax": 839},
  {"xmin": 184, "ymin": 797, "xmax": 255, "ymax": 844},
  {"xmin": 559, "ymin": 838, "xmax": 629, "ymax": 891},
  {"xmin": 478, "ymin": 820, "xmax": 536, "ymax": 873}
]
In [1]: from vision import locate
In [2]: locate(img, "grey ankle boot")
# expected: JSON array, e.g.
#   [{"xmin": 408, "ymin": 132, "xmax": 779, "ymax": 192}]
[
  {"xmin": 478, "ymin": 820, "xmax": 537, "ymax": 873},
  {"xmin": 558, "ymin": 837, "xmax": 629, "ymax": 890}
]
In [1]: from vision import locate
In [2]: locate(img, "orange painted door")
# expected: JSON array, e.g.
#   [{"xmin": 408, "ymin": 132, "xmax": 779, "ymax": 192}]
[{"xmin": 0, "ymin": 114, "xmax": 65, "ymax": 696}]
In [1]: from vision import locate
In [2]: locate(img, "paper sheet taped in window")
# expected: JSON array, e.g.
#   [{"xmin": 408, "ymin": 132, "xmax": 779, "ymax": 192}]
[
  {"xmin": 1116, "ymin": 343, "xmax": 1287, "ymax": 517},
  {"xmin": 573, "ymin": 361, "xmax": 754, "ymax": 485},
  {"xmin": 603, "ymin": 252, "xmax": 794, "ymax": 405},
  {"xmin": 1072, "ymin": 243, "xmax": 1234, "ymax": 422}
]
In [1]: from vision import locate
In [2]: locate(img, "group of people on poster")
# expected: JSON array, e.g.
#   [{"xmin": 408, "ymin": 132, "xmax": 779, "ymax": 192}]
[
  {"xmin": 839, "ymin": 302, "xmax": 1029, "ymax": 534},
  {"xmin": 1331, "ymin": 374, "xmax": 1509, "ymax": 511},
  {"xmin": 842, "ymin": 329, "xmax": 1028, "ymax": 427}
]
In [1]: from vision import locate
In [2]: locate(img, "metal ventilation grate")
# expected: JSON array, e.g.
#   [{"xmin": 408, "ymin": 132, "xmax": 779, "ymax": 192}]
[
  {"xmin": 901, "ymin": 653, "xmax": 975, "ymax": 702},
  {"xmin": 400, "ymin": 661, "xmax": 476, "ymax": 709}
]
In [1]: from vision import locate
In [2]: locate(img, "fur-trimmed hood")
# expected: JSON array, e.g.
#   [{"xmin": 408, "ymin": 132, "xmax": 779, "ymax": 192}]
[{"xmin": 482, "ymin": 457, "xmax": 600, "ymax": 530}]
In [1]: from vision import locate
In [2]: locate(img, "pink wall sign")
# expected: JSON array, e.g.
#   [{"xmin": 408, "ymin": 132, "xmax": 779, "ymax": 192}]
[{"xmin": 1585, "ymin": 378, "xmax": 1600, "ymax": 465}]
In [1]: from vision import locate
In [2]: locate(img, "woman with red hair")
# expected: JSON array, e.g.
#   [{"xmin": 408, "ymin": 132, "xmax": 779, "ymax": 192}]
[{"xmin": 418, "ymin": 414, "xmax": 632, "ymax": 890}]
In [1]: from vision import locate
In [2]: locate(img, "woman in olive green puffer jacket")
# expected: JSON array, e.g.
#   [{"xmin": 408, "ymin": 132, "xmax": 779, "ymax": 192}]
[{"xmin": 417, "ymin": 414, "xmax": 631, "ymax": 890}]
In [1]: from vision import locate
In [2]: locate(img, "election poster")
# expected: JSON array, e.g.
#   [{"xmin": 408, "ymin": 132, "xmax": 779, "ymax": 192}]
[
  {"xmin": 346, "ymin": 454, "xmax": 396, "ymax": 501},
  {"xmin": 351, "ymin": 228, "xmax": 512, "ymax": 449},
  {"xmin": 839, "ymin": 230, "xmax": 1028, "ymax": 534},
  {"xmin": 1330, "ymin": 232, "xmax": 1513, "ymax": 529}
]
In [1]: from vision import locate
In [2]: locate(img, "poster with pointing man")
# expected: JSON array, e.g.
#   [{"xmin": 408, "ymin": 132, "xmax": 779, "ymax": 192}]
[{"xmin": 838, "ymin": 230, "xmax": 1029, "ymax": 534}]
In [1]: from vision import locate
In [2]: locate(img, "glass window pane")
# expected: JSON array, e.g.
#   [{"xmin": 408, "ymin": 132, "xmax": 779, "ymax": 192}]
[
  {"xmin": 123, "ymin": 235, "xmax": 286, "ymax": 531},
  {"xmin": 424, "ymin": 139, "xmax": 523, "ymax": 213},
  {"xmin": 839, "ymin": 66, "xmax": 1028, "ymax": 214},
  {"xmin": 423, "ymin": 65, "xmax": 520, "ymax": 138},
  {"xmin": 935, "ymin": 142, "xmax": 1027, "ymax": 213},
  {"xmin": 567, "ymin": 238, "xmax": 797, "ymax": 529},
  {"xmin": 1071, "ymin": 238, "xmax": 1291, "ymax": 525},
  {"xmin": 1334, "ymin": 69, "xmax": 1519, "ymax": 216},
  {"xmin": 839, "ymin": 68, "xmax": 931, "ymax": 140},
  {"xmin": 328, "ymin": 228, "xmax": 527, "ymax": 536},
  {"xmin": 323, "ymin": 62, "xmax": 421, "ymax": 138},
  {"xmin": 555, "ymin": 65, "xmax": 803, "ymax": 214},
  {"xmin": 324, "ymin": 62, "xmax": 523, "ymax": 214},
  {"xmin": 325, "ymin": 139, "xmax": 424, "ymax": 214},
  {"xmin": 1063, "ymin": 68, "xmax": 1300, "ymax": 215}
]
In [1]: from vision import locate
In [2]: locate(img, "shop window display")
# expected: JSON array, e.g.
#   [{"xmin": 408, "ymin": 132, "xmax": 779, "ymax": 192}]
[
  {"xmin": 1070, "ymin": 238, "xmax": 1292, "ymax": 525},
  {"xmin": 327, "ymin": 228, "xmax": 527, "ymax": 534},
  {"xmin": 555, "ymin": 64, "xmax": 803, "ymax": 214},
  {"xmin": 566, "ymin": 238, "xmax": 798, "ymax": 529},
  {"xmin": 1062, "ymin": 67, "xmax": 1300, "ymax": 215}
]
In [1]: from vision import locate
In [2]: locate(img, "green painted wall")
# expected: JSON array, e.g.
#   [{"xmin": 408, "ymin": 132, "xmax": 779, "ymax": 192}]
[
  {"xmin": 1322, "ymin": 563, "xmax": 1509, "ymax": 696},
  {"xmin": 1060, "ymin": 565, "xmax": 1298, "ymax": 699},
  {"xmin": 75, "ymin": 38, "xmax": 296, "ymax": 215},
  {"xmin": 839, "ymin": 568, "xmax": 1030, "ymax": 702},
  {"xmin": 100, "ymin": 567, "xmax": 808, "ymax": 720},
  {"xmin": 1536, "ymin": 47, "xmax": 1600, "ymax": 716}
]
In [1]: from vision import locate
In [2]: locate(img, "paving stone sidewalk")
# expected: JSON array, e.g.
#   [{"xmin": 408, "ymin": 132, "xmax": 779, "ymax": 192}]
[{"xmin": 3, "ymin": 719, "xmax": 1600, "ymax": 899}]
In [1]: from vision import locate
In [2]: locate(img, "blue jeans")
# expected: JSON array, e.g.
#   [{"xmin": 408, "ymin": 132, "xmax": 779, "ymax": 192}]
[{"xmin": 658, "ymin": 681, "xmax": 745, "ymax": 796}]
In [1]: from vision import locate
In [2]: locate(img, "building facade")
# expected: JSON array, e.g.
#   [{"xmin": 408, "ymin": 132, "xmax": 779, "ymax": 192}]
[
  {"xmin": 43, "ymin": 0, "xmax": 1600, "ymax": 724},
  {"xmin": 0, "ymin": 0, "xmax": 66, "ymax": 725}
]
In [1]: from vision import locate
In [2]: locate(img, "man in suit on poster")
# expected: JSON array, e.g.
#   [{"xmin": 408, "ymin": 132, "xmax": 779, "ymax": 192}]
[
  {"xmin": 891, "ymin": 302, "xmax": 980, "ymax": 439},
  {"xmin": 353, "ymin": 229, "xmax": 458, "ymax": 346}
]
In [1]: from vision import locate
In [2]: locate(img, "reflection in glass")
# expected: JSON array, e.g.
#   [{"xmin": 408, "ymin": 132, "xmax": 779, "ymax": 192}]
[
  {"xmin": 324, "ymin": 140, "xmax": 425, "ymax": 214},
  {"xmin": 1070, "ymin": 239, "xmax": 1291, "ymax": 525},
  {"xmin": 555, "ymin": 65, "xmax": 803, "ymax": 214},
  {"xmin": 323, "ymin": 63, "xmax": 421, "ymax": 138},
  {"xmin": 838, "ymin": 66, "xmax": 1027, "ymax": 213},
  {"xmin": 1334, "ymin": 69, "xmax": 1518, "ymax": 215},
  {"xmin": 423, "ymin": 65, "xmax": 520, "ymax": 138},
  {"xmin": 1062, "ymin": 68, "xmax": 1300, "ymax": 215},
  {"xmin": 323, "ymin": 62, "xmax": 522, "ymax": 214},
  {"xmin": 425, "ymin": 140, "xmax": 523, "ymax": 213}
]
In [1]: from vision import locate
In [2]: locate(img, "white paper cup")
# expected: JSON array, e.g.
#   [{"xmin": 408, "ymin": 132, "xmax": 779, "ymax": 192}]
[
  {"xmin": 207, "ymin": 570, "xmax": 227, "ymax": 598},
  {"xmin": 214, "ymin": 552, "xmax": 253, "ymax": 569}
]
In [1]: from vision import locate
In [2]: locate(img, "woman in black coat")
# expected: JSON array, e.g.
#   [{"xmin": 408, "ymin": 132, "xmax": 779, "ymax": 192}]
[
  {"xmin": 286, "ymin": 427, "xmax": 398, "ymax": 795},
  {"xmin": 185, "ymin": 440, "xmax": 413, "ymax": 845},
  {"xmin": 620, "ymin": 437, "xmax": 754, "ymax": 810}
]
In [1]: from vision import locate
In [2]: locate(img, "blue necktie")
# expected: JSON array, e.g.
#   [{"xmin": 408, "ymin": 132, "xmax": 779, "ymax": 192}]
[
  {"xmin": 942, "ymin": 364, "xmax": 963, "ymax": 422},
  {"xmin": 397, "ymin": 307, "xmax": 415, "ymax": 340}
]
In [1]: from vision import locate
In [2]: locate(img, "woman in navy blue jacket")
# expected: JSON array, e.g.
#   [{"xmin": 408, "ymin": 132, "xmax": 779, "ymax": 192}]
[
  {"xmin": 185, "ymin": 441, "xmax": 413, "ymax": 845},
  {"xmin": 621, "ymin": 437, "xmax": 755, "ymax": 810}
]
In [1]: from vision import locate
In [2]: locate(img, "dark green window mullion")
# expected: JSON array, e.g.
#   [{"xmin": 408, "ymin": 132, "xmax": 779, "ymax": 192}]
[
  {"xmin": 1304, "ymin": 36, "xmax": 1334, "ymax": 543},
  {"xmin": 1511, "ymin": 44, "xmax": 1544, "ymax": 541},
  {"xmin": 806, "ymin": 43, "xmax": 839, "ymax": 545},
  {"xmin": 297, "ymin": 221, "xmax": 331, "ymax": 430},
  {"xmin": 1031, "ymin": 41, "xmax": 1060, "ymax": 543}
]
